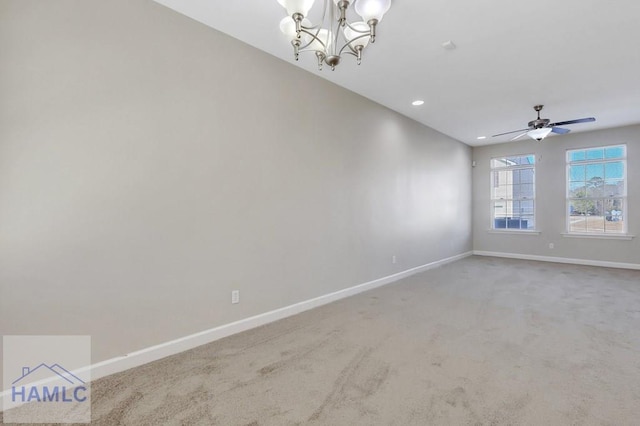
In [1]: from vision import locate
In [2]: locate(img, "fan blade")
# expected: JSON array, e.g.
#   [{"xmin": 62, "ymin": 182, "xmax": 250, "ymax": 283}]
[
  {"xmin": 492, "ymin": 128, "xmax": 530, "ymax": 137},
  {"xmin": 510, "ymin": 132, "xmax": 528, "ymax": 141},
  {"xmin": 548, "ymin": 117, "xmax": 595, "ymax": 127},
  {"xmin": 551, "ymin": 127, "xmax": 571, "ymax": 135}
]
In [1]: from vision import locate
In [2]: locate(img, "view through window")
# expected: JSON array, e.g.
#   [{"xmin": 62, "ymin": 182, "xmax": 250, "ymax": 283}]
[
  {"xmin": 491, "ymin": 154, "xmax": 535, "ymax": 230},
  {"xmin": 567, "ymin": 145, "xmax": 627, "ymax": 234}
]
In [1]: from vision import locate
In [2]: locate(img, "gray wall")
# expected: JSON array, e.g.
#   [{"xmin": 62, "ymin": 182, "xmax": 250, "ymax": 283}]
[
  {"xmin": 0, "ymin": 0, "xmax": 472, "ymax": 368},
  {"xmin": 473, "ymin": 124, "xmax": 639, "ymax": 263}
]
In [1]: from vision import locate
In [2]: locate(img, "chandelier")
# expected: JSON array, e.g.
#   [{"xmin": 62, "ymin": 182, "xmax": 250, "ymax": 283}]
[{"xmin": 276, "ymin": 0, "xmax": 392, "ymax": 71}]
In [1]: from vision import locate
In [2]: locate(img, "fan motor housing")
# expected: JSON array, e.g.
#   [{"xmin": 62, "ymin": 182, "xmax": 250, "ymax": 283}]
[{"xmin": 528, "ymin": 118, "xmax": 550, "ymax": 129}]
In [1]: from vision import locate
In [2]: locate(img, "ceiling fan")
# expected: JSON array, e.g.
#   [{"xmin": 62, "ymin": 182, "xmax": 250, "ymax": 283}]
[{"xmin": 492, "ymin": 105, "xmax": 596, "ymax": 141}]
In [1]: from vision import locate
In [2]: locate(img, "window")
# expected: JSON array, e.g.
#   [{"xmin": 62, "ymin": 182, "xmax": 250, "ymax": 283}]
[
  {"xmin": 567, "ymin": 145, "xmax": 627, "ymax": 234},
  {"xmin": 491, "ymin": 154, "xmax": 535, "ymax": 230}
]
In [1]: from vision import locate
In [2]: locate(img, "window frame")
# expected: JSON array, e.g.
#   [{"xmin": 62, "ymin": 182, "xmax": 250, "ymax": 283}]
[
  {"xmin": 490, "ymin": 153, "xmax": 537, "ymax": 232},
  {"xmin": 565, "ymin": 144, "xmax": 628, "ymax": 235}
]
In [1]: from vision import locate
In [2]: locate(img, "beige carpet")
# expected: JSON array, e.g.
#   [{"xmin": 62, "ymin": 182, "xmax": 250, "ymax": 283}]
[{"xmin": 3, "ymin": 256, "xmax": 640, "ymax": 425}]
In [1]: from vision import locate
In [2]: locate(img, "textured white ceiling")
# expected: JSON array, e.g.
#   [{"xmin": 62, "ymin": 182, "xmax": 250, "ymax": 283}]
[{"xmin": 153, "ymin": 0, "xmax": 640, "ymax": 146}]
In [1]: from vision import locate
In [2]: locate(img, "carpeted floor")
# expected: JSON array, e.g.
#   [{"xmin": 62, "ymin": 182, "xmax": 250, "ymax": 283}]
[{"xmin": 4, "ymin": 256, "xmax": 640, "ymax": 425}]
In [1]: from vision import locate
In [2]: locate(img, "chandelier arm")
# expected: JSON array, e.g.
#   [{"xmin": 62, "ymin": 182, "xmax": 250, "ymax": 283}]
[
  {"xmin": 337, "ymin": 42, "xmax": 356, "ymax": 56},
  {"xmin": 297, "ymin": 47, "xmax": 330, "ymax": 58},
  {"xmin": 343, "ymin": 21, "xmax": 370, "ymax": 34},
  {"xmin": 297, "ymin": 28, "xmax": 327, "ymax": 51},
  {"xmin": 337, "ymin": 50, "xmax": 358, "ymax": 58},
  {"xmin": 338, "ymin": 33, "xmax": 370, "ymax": 56},
  {"xmin": 299, "ymin": 22, "xmax": 324, "ymax": 31},
  {"xmin": 321, "ymin": 0, "xmax": 329, "ymax": 22}
]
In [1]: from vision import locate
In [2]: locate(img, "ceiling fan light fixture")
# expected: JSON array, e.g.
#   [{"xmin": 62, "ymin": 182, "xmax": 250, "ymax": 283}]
[
  {"xmin": 492, "ymin": 105, "xmax": 596, "ymax": 142},
  {"xmin": 527, "ymin": 127, "xmax": 552, "ymax": 141}
]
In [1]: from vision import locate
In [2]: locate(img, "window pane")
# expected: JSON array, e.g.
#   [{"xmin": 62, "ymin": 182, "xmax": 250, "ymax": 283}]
[
  {"xmin": 493, "ymin": 183, "xmax": 511, "ymax": 200},
  {"xmin": 506, "ymin": 218, "xmax": 524, "ymax": 229},
  {"xmin": 521, "ymin": 215, "xmax": 535, "ymax": 230},
  {"xmin": 511, "ymin": 201, "xmax": 521, "ymax": 216},
  {"xmin": 569, "ymin": 181, "xmax": 585, "ymax": 196},
  {"xmin": 586, "ymin": 200, "xmax": 605, "ymax": 232},
  {"xmin": 512, "ymin": 184, "xmax": 523, "ymax": 199},
  {"xmin": 504, "ymin": 157, "xmax": 519, "ymax": 166},
  {"xmin": 586, "ymin": 149, "xmax": 604, "ymax": 160},
  {"xmin": 504, "ymin": 200, "xmax": 514, "ymax": 216},
  {"xmin": 569, "ymin": 198, "xmax": 595, "ymax": 216},
  {"xmin": 492, "ymin": 185, "xmax": 500, "ymax": 199},
  {"xmin": 586, "ymin": 164, "xmax": 604, "ymax": 180},
  {"xmin": 586, "ymin": 178, "xmax": 605, "ymax": 197},
  {"xmin": 568, "ymin": 201, "xmax": 606, "ymax": 233},
  {"xmin": 519, "ymin": 184, "xmax": 534, "ymax": 199},
  {"xmin": 605, "ymin": 146, "xmax": 624, "ymax": 159},
  {"xmin": 604, "ymin": 199, "xmax": 624, "ymax": 233},
  {"xmin": 493, "ymin": 200, "xmax": 507, "ymax": 228},
  {"xmin": 604, "ymin": 162, "xmax": 624, "ymax": 179},
  {"xmin": 520, "ymin": 168, "xmax": 534, "ymax": 184},
  {"xmin": 569, "ymin": 165, "xmax": 585, "ymax": 181},
  {"xmin": 521, "ymin": 200, "xmax": 534, "ymax": 215},
  {"xmin": 568, "ymin": 203, "xmax": 587, "ymax": 232},
  {"xmin": 491, "ymin": 158, "xmax": 505, "ymax": 168},
  {"xmin": 604, "ymin": 179, "xmax": 624, "ymax": 196},
  {"xmin": 594, "ymin": 199, "xmax": 605, "ymax": 218},
  {"xmin": 569, "ymin": 150, "xmax": 585, "ymax": 162},
  {"xmin": 493, "ymin": 201, "xmax": 506, "ymax": 221}
]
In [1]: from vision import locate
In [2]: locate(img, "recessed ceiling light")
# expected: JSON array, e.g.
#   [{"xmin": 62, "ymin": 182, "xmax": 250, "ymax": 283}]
[
  {"xmin": 412, "ymin": 100, "xmax": 424, "ymax": 106},
  {"xmin": 477, "ymin": 136, "xmax": 487, "ymax": 140}
]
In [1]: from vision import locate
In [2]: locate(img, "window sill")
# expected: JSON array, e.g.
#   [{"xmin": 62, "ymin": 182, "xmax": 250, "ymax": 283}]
[
  {"xmin": 561, "ymin": 233, "xmax": 634, "ymax": 240},
  {"xmin": 488, "ymin": 229, "xmax": 541, "ymax": 236}
]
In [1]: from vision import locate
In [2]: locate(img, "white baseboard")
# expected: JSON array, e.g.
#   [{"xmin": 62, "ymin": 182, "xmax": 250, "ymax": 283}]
[
  {"xmin": 473, "ymin": 250, "xmax": 640, "ymax": 270},
  {"xmin": 32, "ymin": 251, "xmax": 472, "ymax": 387}
]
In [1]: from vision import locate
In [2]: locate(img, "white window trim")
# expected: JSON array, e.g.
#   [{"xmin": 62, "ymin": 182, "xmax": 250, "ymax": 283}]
[
  {"xmin": 561, "ymin": 232, "xmax": 634, "ymax": 240},
  {"xmin": 488, "ymin": 229, "xmax": 541, "ymax": 235}
]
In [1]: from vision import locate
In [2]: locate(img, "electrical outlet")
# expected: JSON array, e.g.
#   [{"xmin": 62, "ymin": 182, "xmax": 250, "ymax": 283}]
[
  {"xmin": 392, "ymin": 255, "xmax": 397, "ymax": 264},
  {"xmin": 231, "ymin": 290, "xmax": 240, "ymax": 304},
  {"xmin": 549, "ymin": 243, "xmax": 554, "ymax": 249}
]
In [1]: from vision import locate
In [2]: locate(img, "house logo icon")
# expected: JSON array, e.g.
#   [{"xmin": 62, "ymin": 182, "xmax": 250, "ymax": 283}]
[
  {"xmin": 3, "ymin": 335, "xmax": 92, "ymax": 423},
  {"xmin": 11, "ymin": 363, "xmax": 88, "ymax": 403}
]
